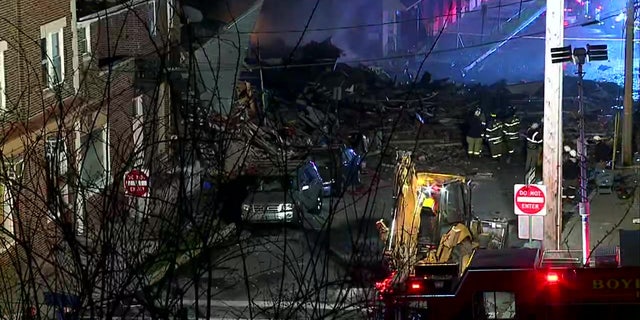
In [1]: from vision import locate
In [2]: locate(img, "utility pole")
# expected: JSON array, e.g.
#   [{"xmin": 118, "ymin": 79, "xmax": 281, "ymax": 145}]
[
  {"xmin": 481, "ymin": 3, "xmax": 487, "ymax": 42},
  {"xmin": 543, "ymin": 0, "xmax": 564, "ymax": 250},
  {"xmin": 622, "ymin": 0, "xmax": 635, "ymax": 165},
  {"xmin": 518, "ymin": 0, "xmax": 524, "ymax": 19},
  {"xmin": 577, "ymin": 58, "xmax": 590, "ymax": 264},
  {"xmin": 551, "ymin": 44, "xmax": 609, "ymax": 263}
]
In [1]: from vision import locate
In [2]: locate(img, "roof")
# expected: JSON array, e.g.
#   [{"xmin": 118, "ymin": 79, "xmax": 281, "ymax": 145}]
[
  {"xmin": 506, "ymin": 81, "xmax": 544, "ymax": 97},
  {"xmin": 195, "ymin": 0, "xmax": 263, "ymax": 114},
  {"xmin": 468, "ymin": 249, "xmax": 539, "ymax": 270},
  {"xmin": 77, "ymin": 0, "xmax": 147, "ymax": 19}
]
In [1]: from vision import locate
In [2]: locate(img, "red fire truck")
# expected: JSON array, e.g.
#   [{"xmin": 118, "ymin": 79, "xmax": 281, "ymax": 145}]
[{"xmin": 375, "ymin": 248, "xmax": 640, "ymax": 319}]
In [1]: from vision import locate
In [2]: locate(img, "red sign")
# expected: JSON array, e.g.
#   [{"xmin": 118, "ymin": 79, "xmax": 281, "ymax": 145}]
[
  {"xmin": 124, "ymin": 169, "xmax": 149, "ymax": 197},
  {"xmin": 514, "ymin": 184, "xmax": 546, "ymax": 215}
]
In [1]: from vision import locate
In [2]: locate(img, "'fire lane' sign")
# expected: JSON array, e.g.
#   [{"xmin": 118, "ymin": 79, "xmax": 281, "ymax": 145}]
[{"xmin": 514, "ymin": 184, "xmax": 547, "ymax": 216}]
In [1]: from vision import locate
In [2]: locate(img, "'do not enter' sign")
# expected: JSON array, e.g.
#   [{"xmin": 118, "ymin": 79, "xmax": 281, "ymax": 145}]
[{"xmin": 514, "ymin": 184, "xmax": 547, "ymax": 216}]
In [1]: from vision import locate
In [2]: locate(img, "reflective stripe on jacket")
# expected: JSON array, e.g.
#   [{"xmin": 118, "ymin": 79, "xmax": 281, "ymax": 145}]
[
  {"xmin": 486, "ymin": 120, "xmax": 503, "ymax": 141},
  {"xmin": 503, "ymin": 116, "xmax": 520, "ymax": 140},
  {"xmin": 526, "ymin": 129, "xmax": 543, "ymax": 149}
]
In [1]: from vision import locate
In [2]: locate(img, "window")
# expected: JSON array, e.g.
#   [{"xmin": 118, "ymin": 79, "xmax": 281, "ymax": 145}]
[
  {"xmin": 0, "ymin": 158, "xmax": 20, "ymax": 242},
  {"xmin": 45, "ymin": 136, "xmax": 69, "ymax": 218},
  {"xmin": 132, "ymin": 96, "xmax": 144, "ymax": 166},
  {"xmin": 167, "ymin": 0, "xmax": 175, "ymax": 31},
  {"xmin": 1, "ymin": 183, "xmax": 14, "ymax": 241},
  {"xmin": 45, "ymin": 136, "xmax": 68, "ymax": 179},
  {"xmin": 148, "ymin": 3, "xmax": 157, "ymax": 36},
  {"xmin": 81, "ymin": 127, "xmax": 108, "ymax": 190},
  {"xmin": 77, "ymin": 25, "xmax": 90, "ymax": 57},
  {"xmin": 0, "ymin": 40, "xmax": 6, "ymax": 112},
  {"xmin": 474, "ymin": 292, "xmax": 517, "ymax": 319},
  {"xmin": 41, "ymin": 18, "xmax": 67, "ymax": 88}
]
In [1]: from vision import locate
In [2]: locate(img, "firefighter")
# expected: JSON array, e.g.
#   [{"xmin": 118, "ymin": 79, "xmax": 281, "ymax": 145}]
[
  {"xmin": 466, "ymin": 106, "xmax": 486, "ymax": 157},
  {"xmin": 502, "ymin": 106, "xmax": 521, "ymax": 160},
  {"xmin": 525, "ymin": 122, "xmax": 543, "ymax": 174},
  {"xmin": 421, "ymin": 193, "xmax": 437, "ymax": 216},
  {"xmin": 592, "ymin": 135, "xmax": 612, "ymax": 169},
  {"xmin": 419, "ymin": 192, "xmax": 438, "ymax": 244},
  {"xmin": 563, "ymin": 148, "xmax": 579, "ymax": 202},
  {"xmin": 485, "ymin": 112, "xmax": 504, "ymax": 159}
]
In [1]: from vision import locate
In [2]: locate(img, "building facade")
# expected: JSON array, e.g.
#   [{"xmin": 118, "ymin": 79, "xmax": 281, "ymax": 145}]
[
  {"xmin": 0, "ymin": 0, "xmax": 177, "ymax": 307},
  {"xmin": 0, "ymin": 0, "xmax": 80, "ymax": 255},
  {"xmin": 382, "ymin": 0, "xmax": 480, "ymax": 55}
]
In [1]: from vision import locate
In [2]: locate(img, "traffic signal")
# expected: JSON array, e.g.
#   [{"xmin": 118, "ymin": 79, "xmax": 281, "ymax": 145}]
[{"xmin": 587, "ymin": 44, "xmax": 608, "ymax": 61}]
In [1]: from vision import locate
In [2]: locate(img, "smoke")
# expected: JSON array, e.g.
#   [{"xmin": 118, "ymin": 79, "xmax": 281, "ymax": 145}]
[{"xmin": 254, "ymin": 0, "xmax": 382, "ymax": 59}]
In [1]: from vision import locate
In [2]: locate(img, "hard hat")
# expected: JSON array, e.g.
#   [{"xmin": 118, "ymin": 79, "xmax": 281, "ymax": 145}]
[
  {"xmin": 569, "ymin": 149, "xmax": 577, "ymax": 158},
  {"xmin": 531, "ymin": 123, "xmax": 539, "ymax": 129},
  {"xmin": 474, "ymin": 109, "xmax": 481, "ymax": 117},
  {"xmin": 593, "ymin": 135, "xmax": 602, "ymax": 141},
  {"xmin": 490, "ymin": 113, "xmax": 497, "ymax": 117},
  {"xmin": 563, "ymin": 145, "xmax": 571, "ymax": 152},
  {"xmin": 422, "ymin": 196, "xmax": 435, "ymax": 210}
]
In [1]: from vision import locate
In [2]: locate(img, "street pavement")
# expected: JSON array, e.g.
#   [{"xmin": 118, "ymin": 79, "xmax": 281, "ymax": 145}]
[
  {"xmin": 561, "ymin": 170, "xmax": 640, "ymax": 258},
  {"xmin": 155, "ymin": 168, "xmax": 391, "ymax": 319},
  {"xmin": 146, "ymin": 150, "xmax": 638, "ymax": 319},
  {"xmin": 175, "ymin": 152, "xmax": 527, "ymax": 319},
  {"xmin": 426, "ymin": 0, "xmax": 545, "ymax": 81},
  {"xmin": 463, "ymin": 4, "xmax": 636, "ymax": 89}
]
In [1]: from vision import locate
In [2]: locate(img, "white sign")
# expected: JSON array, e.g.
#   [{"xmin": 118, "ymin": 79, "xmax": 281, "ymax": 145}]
[
  {"xmin": 514, "ymin": 184, "xmax": 547, "ymax": 216},
  {"xmin": 518, "ymin": 215, "xmax": 544, "ymax": 240}
]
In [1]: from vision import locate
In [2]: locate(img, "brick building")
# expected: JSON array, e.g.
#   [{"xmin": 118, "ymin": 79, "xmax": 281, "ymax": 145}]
[
  {"xmin": 0, "ymin": 0, "xmax": 81, "ymax": 269},
  {"xmin": 74, "ymin": 0, "xmax": 175, "ymax": 234},
  {"xmin": 0, "ymin": 0, "xmax": 177, "ymax": 307}
]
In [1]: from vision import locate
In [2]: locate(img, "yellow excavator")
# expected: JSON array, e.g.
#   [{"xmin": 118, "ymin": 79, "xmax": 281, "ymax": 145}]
[{"xmin": 375, "ymin": 151, "xmax": 505, "ymax": 290}]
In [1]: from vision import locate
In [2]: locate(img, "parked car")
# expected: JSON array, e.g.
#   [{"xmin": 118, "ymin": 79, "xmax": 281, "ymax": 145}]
[
  {"xmin": 306, "ymin": 145, "xmax": 361, "ymax": 197},
  {"xmin": 241, "ymin": 160, "xmax": 324, "ymax": 226}
]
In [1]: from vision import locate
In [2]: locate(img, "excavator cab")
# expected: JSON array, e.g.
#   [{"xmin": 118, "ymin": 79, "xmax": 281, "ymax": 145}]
[{"xmin": 413, "ymin": 173, "xmax": 476, "ymax": 266}]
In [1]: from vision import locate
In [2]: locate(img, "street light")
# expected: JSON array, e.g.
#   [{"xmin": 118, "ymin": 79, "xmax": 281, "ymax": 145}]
[{"xmin": 550, "ymin": 43, "xmax": 608, "ymax": 266}]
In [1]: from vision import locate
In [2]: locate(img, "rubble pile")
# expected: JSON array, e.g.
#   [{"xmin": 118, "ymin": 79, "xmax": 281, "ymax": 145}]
[{"xmin": 198, "ymin": 40, "xmax": 631, "ymax": 176}]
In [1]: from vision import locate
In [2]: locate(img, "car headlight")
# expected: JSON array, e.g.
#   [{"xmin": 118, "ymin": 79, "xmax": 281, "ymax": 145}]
[{"xmin": 242, "ymin": 204, "xmax": 250, "ymax": 211}]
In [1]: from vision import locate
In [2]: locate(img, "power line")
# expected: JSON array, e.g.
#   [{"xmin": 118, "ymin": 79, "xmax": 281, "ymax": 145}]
[
  {"xmin": 89, "ymin": 7, "xmax": 628, "ymax": 75},
  {"xmin": 245, "ymin": 0, "xmax": 538, "ymax": 34},
  {"xmin": 241, "ymin": 1, "xmax": 625, "ymax": 35},
  {"xmin": 245, "ymin": 17, "xmax": 614, "ymax": 70}
]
